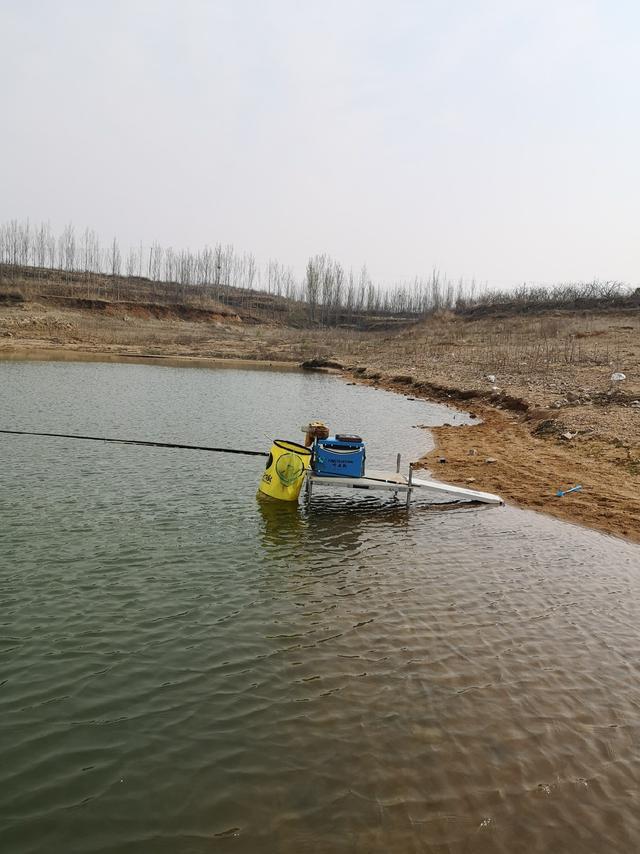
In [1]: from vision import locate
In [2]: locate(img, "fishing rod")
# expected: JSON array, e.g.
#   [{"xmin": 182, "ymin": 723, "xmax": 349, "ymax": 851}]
[
  {"xmin": 0, "ymin": 429, "xmax": 269, "ymax": 457},
  {"xmin": 0, "ymin": 430, "xmax": 446, "ymax": 482},
  {"xmin": 0, "ymin": 430, "xmax": 411, "ymax": 473}
]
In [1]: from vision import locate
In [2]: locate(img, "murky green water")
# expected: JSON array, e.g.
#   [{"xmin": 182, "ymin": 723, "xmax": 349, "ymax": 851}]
[{"xmin": 1, "ymin": 361, "xmax": 640, "ymax": 853}]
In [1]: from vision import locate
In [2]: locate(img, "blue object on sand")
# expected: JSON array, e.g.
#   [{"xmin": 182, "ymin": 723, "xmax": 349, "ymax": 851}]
[{"xmin": 556, "ymin": 484, "xmax": 582, "ymax": 497}]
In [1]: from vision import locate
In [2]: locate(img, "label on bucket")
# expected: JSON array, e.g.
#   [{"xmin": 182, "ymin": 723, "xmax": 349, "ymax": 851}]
[{"xmin": 275, "ymin": 453, "xmax": 305, "ymax": 485}]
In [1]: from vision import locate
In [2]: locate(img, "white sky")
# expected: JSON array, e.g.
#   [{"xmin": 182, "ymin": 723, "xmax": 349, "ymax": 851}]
[{"xmin": 2, "ymin": 0, "xmax": 639, "ymax": 287}]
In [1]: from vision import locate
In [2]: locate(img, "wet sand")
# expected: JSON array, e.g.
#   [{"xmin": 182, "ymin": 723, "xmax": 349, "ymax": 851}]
[
  {"xmin": 421, "ymin": 404, "xmax": 640, "ymax": 545},
  {"xmin": 343, "ymin": 370, "xmax": 640, "ymax": 545}
]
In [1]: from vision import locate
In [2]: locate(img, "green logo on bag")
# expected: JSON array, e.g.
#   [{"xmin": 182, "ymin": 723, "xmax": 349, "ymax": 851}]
[{"xmin": 275, "ymin": 453, "xmax": 304, "ymax": 486}]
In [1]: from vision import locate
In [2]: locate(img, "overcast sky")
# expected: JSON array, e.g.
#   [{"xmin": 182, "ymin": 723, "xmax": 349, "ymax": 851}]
[{"xmin": 2, "ymin": 0, "xmax": 639, "ymax": 287}]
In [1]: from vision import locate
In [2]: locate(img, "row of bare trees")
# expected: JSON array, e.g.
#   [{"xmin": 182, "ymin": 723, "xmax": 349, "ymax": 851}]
[
  {"xmin": 0, "ymin": 220, "xmax": 126, "ymax": 277},
  {"xmin": 0, "ymin": 220, "xmax": 257, "ymax": 288},
  {"xmin": 4, "ymin": 218, "xmax": 630, "ymax": 326},
  {"xmin": 302, "ymin": 254, "xmax": 486, "ymax": 323},
  {"xmin": 2, "ymin": 218, "xmax": 481, "ymax": 324}
]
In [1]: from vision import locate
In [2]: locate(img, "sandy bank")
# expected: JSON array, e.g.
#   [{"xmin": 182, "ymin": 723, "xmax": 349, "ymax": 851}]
[
  {"xmin": 423, "ymin": 405, "xmax": 640, "ymax": 544},
  {"xmin": 343, "ymin": 370, "xmax": 640, "ymax": 545}
]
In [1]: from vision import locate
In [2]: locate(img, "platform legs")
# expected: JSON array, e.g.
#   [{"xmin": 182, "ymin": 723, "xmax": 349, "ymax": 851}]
[{"xmin": 406, "ymin": 464, "xmax": 413, "ymax": 508}]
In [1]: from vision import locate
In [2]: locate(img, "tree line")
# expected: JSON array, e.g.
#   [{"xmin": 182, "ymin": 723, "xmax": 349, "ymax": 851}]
[
  {"xmin": 0, "ymin": 219, "xmax": 483, "ymax": 324},
  {"xmin": 1, "ymin": 218, "xmax": 631, "ymax": 325}
]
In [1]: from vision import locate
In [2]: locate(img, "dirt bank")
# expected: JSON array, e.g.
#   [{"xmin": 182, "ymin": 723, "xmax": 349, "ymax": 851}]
[
  {"xmin": 422, "ymin": 404, "xmax": 640, "ymax": 544},
  {"xmin": 0, "ymin": 298, "xmax": 327, "ymax": 363},
  {"xmin": 337, "ymin": 368, "xmax": 640, "ymax": 544}
]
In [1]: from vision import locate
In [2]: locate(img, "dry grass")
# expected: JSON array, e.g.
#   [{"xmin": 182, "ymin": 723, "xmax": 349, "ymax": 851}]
[{"xmin": 339, "ymin": 312, "xmax": 640, "ymax": 395}]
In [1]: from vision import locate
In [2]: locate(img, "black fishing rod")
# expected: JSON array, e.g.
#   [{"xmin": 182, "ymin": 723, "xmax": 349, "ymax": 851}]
[{"xmin": 0, "ymin": 429, "xmax": 269, "ymax": 457}]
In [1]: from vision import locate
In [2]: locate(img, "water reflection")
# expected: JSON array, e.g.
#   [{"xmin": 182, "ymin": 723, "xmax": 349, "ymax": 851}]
[
  {"xmin": 256, "ymin": 491, "xmax": 305, "ymax": 547},
  {"xmin": 257, "ymin": 489, "xmax": 414, "ymax": 556}
]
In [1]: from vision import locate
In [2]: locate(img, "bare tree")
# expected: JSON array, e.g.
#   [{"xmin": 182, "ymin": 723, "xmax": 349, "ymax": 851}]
[
  {"xmin": 17, "ymin": 219, "xmax": 30, "ymax": 266},
  {"xmin": 7, "ymin": 220, "xmax": 20, "ymax": 265},
  {"xmin": 110, "ymin": 237, "xmax": 121, "ymax": 277},
  {"xmin": 332, "ymin": 262, "xmax": 344, "ymax": 324},
  {"xmin": 126, "ymin": 247, "xmax": 137, "ymax": 278},
  {"xmin": 60, "ymin": 223, "xmax": 76, "ymax": 273},
  {"xmin": 320, "ymin": 260, "xmax": 334, "ymax": 326},
  {"xmin": 33, "ymin": 222, "xmax": 49, "ymax": 269},
  {"xmin": 304, "ymin": 256, "xmax": 322, "ymax": 323}
]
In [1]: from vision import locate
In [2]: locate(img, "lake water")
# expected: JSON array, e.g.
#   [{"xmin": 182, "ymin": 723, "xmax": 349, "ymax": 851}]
[{"xmin": 1, "ymin": 360, "xmax": 640, "ymax": 854}]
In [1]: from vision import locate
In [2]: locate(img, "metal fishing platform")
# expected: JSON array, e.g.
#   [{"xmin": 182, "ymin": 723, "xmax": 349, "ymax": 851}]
[{"xmin": 304, "ymin": 455, "xmax": 503, "ymax": 508}]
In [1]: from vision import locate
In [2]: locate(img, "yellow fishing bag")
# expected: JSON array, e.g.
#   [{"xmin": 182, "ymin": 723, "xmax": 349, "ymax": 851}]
[{"xmin": 258, "ymin": 439, "xmax": 312, "ymax": 502}]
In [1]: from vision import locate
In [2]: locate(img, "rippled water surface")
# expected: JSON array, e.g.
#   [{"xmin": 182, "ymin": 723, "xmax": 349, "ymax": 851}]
[{"xmin": 2, "ymin": 360, "xmax": 640, "ymax": 854}]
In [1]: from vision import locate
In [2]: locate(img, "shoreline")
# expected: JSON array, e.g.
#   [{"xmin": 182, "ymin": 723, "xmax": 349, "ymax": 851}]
[
  {"xmin": 2, "ymin": 341, "xmax": 639, "ymax": 545},
  {"xmin": 341, "ymin": 369, "xmax": 640, "ymax": 545},
  {"xmin": 0, "ymin": 344, "xmax": 302, "ymax": 371}
]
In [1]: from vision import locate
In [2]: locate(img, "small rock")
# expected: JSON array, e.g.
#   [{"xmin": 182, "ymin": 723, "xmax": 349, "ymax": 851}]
[
  {"xmin": 469, "ymin": 412, "xmax": 477, "ymax": 419},
  {"xmin": 465, "ymin": 477, "xmax": 476, "ymax": 483},
  {"xmin": 566, "ymin": 391, "xmax": 579, "ymax": 402},
  {"xmin": 438, "ymin": 457, "xmax": 447, "ymax": 464},
  {"xmin": 560, "ymin": 431, "xmax": 574, "ymax": 441},
  {"xmin": 301, "ymin": 358, "xmax": 344, "ymax": 370},
  {"xmin": 486, "ymin": 374, "xmax": 496, "ymax": 383},
  {"xmin": 467, "ymin": 448, "xmax": 478, "ymax": 456},
  {"xmin": 611, "ymin": 372, "xmax": 626, "ymax": 382},
  {"xmin": 485, "ymin": 457, "xmax": 497, "ymax": 464}
]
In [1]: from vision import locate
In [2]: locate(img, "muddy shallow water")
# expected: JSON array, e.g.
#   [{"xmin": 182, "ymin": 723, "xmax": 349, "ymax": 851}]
[{"xmin": 1, "ymin": 361, "xmax": 640, "ymax": 853}]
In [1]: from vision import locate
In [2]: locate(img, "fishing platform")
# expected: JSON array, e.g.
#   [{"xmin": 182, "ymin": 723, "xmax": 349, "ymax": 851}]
[
  {"xmin": 1, "ymin": 421, "xmax": 504, "ymax": 510},
  {"xmin": 304, "ymin": 459, "xmax": 503, "ymax": 507},
  {"xmin": 259, "ymin": 424, "xmax": 504, "ymax": 509}
]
